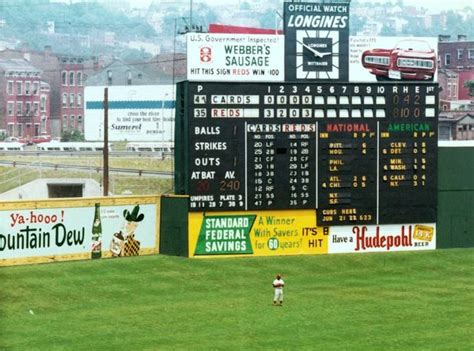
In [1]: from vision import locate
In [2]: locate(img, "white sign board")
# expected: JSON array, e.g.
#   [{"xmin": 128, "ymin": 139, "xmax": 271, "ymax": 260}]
[
  {"xmin": 329, "ymin": 223, "xmax": 436, "ymax": 254},
  {"xmin": 186, "ymin": 34, "xmax": 438, "ymax": 83},
  {"xmin": 0, "ymin": 204, "xmax": 156, "ymax": 260},
  {"xmin": 187, "ymin": 33, "xmax": 285, "ymax": 82},
  {"xmin": 84, "ymin": 85, "xmax": 175, "ymax": 141},
  {"xmin": 349, "ymin": 36, "xmax": 438, "ymax": 82}
]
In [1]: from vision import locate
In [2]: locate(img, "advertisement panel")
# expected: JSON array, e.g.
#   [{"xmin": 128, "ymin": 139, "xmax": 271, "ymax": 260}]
[
  {"xmin": 186, "ymin": 32, "xmax": 438, "ymax": 84},
  {"xmin": 284, "ymin": 2, "xmax": 350, "ymax": 81},
  {"xmin": 84, "ymin": 85, "xmax": 175, "ymax": 141},
  {"xmin": 186, "ymin": 33, "xmax": 285, "ymax": 82},
  {"xmin": 0, "ymin": 203, "xmax": 157, "ymax": 262},
  {"xmin": 188, "ymin": 210, "xmax": 328, "ymax": 257},
  {"xmin": 329, "ymin": 223, "xmax": 436, "ymax": 253},
  {"xmin": 350, "ymin": 36, "xmax": 438, "ymax": 82}
]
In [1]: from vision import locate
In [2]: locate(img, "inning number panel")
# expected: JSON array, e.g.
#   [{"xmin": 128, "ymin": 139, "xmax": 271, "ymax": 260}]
[{"xmin": 179, "ymin": 81, "xmax": 438, "ymax": 226}]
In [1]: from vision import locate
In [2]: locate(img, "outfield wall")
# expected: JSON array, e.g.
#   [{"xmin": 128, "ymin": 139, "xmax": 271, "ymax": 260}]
[
  {"xmin": 161, "ymin": 142, "xmax": 474, "ymax": 257},
  {"xmin": 437, "ymin": 141, "xmax": 474, "ymax": 249},
  {"xmin": 1, "ymin": 144, "xmax": 471, "ymax": 265},
  {"xmin": 0, "ymin": 196, "xmax": 160, "ymax": 266}
]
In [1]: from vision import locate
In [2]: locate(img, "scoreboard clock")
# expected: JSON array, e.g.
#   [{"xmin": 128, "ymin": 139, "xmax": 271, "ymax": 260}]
[
  {"xmin": 284, "ymin": 2, "xmax": 350, "ymax": 82},
  {"xmin": 175, "ymin": 81, "xmax": 438, "ymax": 227},
  {"xmin": 296, "ymin": 30, "xmax": 340, "ymax": 79}
]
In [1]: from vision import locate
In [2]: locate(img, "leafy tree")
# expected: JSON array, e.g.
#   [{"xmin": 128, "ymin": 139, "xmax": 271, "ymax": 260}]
[
  {"xmin": 464, "ymin": 80, "xmax": 474, "ymax": 97},
  {"xmin": 61, "ymin": 130, "xmax": 85, "ymax": 142}
]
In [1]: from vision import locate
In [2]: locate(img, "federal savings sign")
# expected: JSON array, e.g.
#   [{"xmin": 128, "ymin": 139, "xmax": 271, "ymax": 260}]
[{"xmin": 187, "ymin": 33, "xmax": 285, "ymax": 82}]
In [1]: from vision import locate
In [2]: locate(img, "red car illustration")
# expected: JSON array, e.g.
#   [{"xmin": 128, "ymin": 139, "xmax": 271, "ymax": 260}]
[{"xmin": 361, "ymin": 39, "xmax": 436, "ymax": 81}]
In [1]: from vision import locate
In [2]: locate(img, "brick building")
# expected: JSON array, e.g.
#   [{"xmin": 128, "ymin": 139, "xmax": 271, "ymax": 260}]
[
  {"xmin": 437, "ymin": 35, "xmax": 474, "ymax": 140},
  {"xmin": 0, "ymin": 58, "xmax": 51, "ymax": 139},
  {"xmin": 0, "ymin": 47, "xmax": 101, "ymax": 137},
  {"xmin": 438, "ymin": 35, "xmax": 474, "ymax": 101},
  {"xmin": 59, "ymin": 56, "xmax": 86, "ymax": 133}
]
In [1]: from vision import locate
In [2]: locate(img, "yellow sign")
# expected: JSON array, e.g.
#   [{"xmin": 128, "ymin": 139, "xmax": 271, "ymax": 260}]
[
  {"xmin": 188, "ymin": 210, "xmax": 328, "ymax": 258},
  {"xmin": 413, "ymin": 224, "xmax": 434, "ymax": 242}
]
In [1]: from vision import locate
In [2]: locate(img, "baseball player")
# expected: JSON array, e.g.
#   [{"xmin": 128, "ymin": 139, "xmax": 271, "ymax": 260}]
[{"xmin": 272, "ymin": 274, "xmax": 285, "ymax": 306}]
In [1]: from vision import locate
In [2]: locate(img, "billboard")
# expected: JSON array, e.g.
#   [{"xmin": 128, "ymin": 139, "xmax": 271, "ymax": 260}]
[
  {"xmin": 0, "ymin": 202, "xmax": 157, "ymax": 262},
  {"xmin": 329, "ymin": 223, "xmax": 436, "ymax": 253},
  {"xmin": 187, "ymin": 211, "xmax": 435, "ymax": 258},
  {"xmin": 186, "ymin": 31, "xmax": 437, "ymax": 84},
  {"xmin": 186, "ymin": 33, "xmax": 285, "ymax": 82},
  {"xmin": 84, "ymin": 85, "xmax": 175, "ymax": 141},
  {"xmin": 188, "ymin": 210, "xmax": 327, "ymax": 257},
  {"xmin": 284, "ymin": 2, "xmax": 350, "ymax": 81},
  {"xmin": 350, "ymin": 36, "xmax": 438, "ymax": 82}
]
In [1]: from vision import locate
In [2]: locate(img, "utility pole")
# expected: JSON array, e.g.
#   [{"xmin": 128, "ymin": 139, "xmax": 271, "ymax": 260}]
[{"xmin": 103, "ymin": 87, "xmax": 109, "ymax": 196}]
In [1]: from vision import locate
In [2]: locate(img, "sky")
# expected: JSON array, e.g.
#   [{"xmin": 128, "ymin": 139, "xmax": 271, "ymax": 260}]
[{"xmin": 126, "ymin": 0, "xmax": 473, "ymax": 11}]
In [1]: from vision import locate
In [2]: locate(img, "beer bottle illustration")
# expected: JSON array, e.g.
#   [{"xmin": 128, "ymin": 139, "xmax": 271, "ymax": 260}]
[{"xmin": 91, "ymin": 203, "xmax": 102, "ymax": 259}]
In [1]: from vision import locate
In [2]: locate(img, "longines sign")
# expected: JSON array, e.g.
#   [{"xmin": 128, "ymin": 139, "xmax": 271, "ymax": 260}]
[{"xmin": 284, "ymin": 2, "xmax": 350, "ymax": 82}]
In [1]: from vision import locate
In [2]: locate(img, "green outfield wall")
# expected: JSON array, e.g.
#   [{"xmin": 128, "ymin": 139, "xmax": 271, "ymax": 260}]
[
  {"xmin": 437, "ymin": 142, "xmax": 474, "ymax": 248},
  {"xmin": 161, "ymin": 142, "xmax": 474, "ymax": 256}
]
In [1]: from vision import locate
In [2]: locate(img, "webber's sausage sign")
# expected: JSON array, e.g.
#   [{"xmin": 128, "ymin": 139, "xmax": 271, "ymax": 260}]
[
  {"xmin": 187, "ymin": 34, "xmax": 285, "ymax": 82},
  {"xmin": 284, "ymin": 2, "xmax": 350, "ymax": 81}
]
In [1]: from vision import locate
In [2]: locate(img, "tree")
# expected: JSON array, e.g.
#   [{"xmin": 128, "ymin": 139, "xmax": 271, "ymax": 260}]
[
  {"xmin": 464, "ymin": 80, "xmax": 474, "ymax": 97},
  {"xmin": 61, "ymin": 130, "xmax": 85, "ymax": 142}
]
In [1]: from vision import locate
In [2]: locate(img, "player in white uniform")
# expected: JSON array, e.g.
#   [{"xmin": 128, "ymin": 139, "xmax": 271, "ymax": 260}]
[{"xmin": 272, "ymin": 274, "xmax": 285, "ymax": 306}]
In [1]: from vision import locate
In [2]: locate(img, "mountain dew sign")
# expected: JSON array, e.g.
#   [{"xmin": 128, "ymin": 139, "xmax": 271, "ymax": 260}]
[{"xmin": 194, "ymin": 215, "xmax": 256, "ymax": 255}]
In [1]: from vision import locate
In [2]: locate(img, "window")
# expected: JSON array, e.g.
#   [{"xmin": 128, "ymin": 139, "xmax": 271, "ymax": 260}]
[
  {"xmin": 25, "ymin": 102, "xmax": 31, "ymax": 115},
  {"xmin": 77, "ymin": 115, "xmax": 83, "ymax": 130},
  {"xmin": 62, "ymin": 93, "xmax": 68, "ymax": 107},
  {"xmin": 7, "ymin": 102, "xmax": 14, "ymax": 116},
  {"xmin": 41, "ymin": 96, "xmax": 47, "ymax": 112},
  {"xmin": 77, "ymin": 93, "xmax": 82, "ymax": 107},
  {"xmin": 16, "ymin": 102, "xmax": 22, "ymax": 115},
  {"xmin": 77, "ymin": 72, "xmax": 83, "ymax": 86},
  {"xmin": 33, "ymin": 82, "xmax": 39, "ymax": 95},
  {"xmin": 34, "ymin": 102, "xmax": 39, "ymax": 115},
  {"xmin": 41, "ymin": 116, "xmax": 47, "ymax": 134},
  {"xmin": 25, "ymin": 81, "xmax": 31, "ymax": 95},
  {"xmin": 445, "ymin": 53, "xmax": 451, "ymax": 66},
  {"xmin": 7, "ymin": 81, "xmax": 13, "ymax": 95},
  {"xmin": 70, "ymin": 115, "xmax": 75, "ymax": 128},
  {"xmin": 69, "ymin": 71, "xmax": 75, "ymax": 86},
  {"xmin": 447, "ymin": 83, "xmax": 457, "ymax": 98},
  {"xmin": 457, "ymin": 49, "xmax": 463, "ymax": 60},
  {"xmin": 469, "ymin": 49, "xmax": 474, "ymax": 59},
  {"xmin": 62, "ymin": 71, "xmax": 67, "ymax": 85},
  {"xmin": 16, "ymin": 81, "xmax": 22, "ymax": 95},
  {"xmin": 63, "ymin": 116, "xmax": 68, "ymax": 131},
  {"xmin": 70, "ymin": 93, "xmax": 75, "ymax": 107}
]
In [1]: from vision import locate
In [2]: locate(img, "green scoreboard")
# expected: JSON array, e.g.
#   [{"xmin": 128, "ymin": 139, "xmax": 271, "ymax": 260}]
[{"xmin": 175, "ymin": 81, "xmax": 438, "ymax": 226}]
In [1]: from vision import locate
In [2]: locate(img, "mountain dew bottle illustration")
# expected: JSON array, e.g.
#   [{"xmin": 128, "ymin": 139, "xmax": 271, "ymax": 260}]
[{"xmin": 91, "ymin": 203, "xmax": 102, "ymax": 259}]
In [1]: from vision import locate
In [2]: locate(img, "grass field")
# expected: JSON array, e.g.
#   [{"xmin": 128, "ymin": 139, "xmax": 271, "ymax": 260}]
[{"xmin": 1, "ymin": 249, "xmax": 473, "ymax": 350}]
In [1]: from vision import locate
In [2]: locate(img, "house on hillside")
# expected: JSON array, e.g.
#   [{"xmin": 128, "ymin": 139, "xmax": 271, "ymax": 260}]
[
  {"xmin": 437, "ymin": 35, "xmax": 474, "ymax": 140},
  {"xmin": 0, "ymin": 47, "xmax": 103, "ymax": 136},
  {"xmin": 0, "ymin": 58, "xmax": 51, "ymax": 139},
  {"xmin": 439, "ymin": 112, "xmax": 474, "ymax": 141},
  {"xmin": 85, "ymin": 60, "xmax": 156, "ymax": 86}
]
